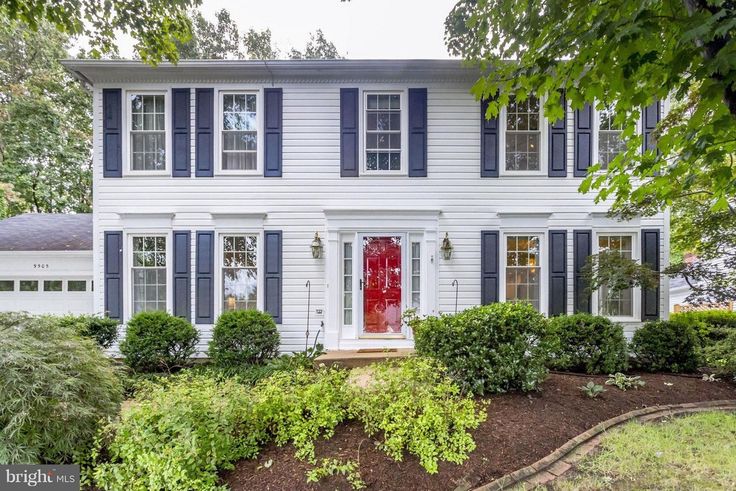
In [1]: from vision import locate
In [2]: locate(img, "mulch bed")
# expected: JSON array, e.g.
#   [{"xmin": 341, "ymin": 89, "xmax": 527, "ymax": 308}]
[{"xmin": 221, "ymin": 373, "xmax": 736, "ymax": 491}]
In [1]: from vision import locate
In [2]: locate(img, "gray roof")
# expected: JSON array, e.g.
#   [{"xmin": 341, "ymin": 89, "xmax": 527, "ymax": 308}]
[{"xmin": 0, "ymin": 213, "xmax": 92, "ymax": 251}]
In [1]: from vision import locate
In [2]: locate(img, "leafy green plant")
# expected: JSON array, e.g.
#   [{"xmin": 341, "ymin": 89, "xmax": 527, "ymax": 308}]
[
  {"xmin": 306, "ymin": 458, "xmax": 365, "ymax": 490},
  {"xmin": 56, "ymin": 314, "xmax": 119, "ymax": 349},
  {"xmin": 208, "ymin": 309, "xmax": 280, "ymax": 367},
  {"xmin": 413, "ymin": 302, "xmax": 552, "ymax": 394},
  {"xmin": 0, "ymin": 314, "xmax": 123, "ymax": 464},
  {"xmin": 579, "ymin": 382, "xmax": 606, "ymax": 399},
  {"xmin": 547, "ymin": 313, "xmax": 628, "ymax": 374},
  {"xmin": 606, "ymin": 373, "xmax": 645, "ymax": 391},
  {"xmin": 630, "ymin": 320, "xmax": 701, "ymax": 373},
  {"xmin": 348, "ymin": 357, "xmax": 486, "ymax": 474},
  {"xmin": 702, "ymin": 331, "xmax": 736, "ymax": 380},
  {"xmin": 119, "ymin": 311, "xmax": 199, "ymax": 372}
]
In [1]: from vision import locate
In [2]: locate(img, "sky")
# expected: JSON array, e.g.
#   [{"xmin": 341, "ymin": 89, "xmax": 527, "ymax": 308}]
[{"xmin": 113, "ymin": 0, "xmax": 458, "ymax": 59}]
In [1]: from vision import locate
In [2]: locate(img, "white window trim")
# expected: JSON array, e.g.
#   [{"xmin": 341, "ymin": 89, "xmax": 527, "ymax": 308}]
[
  {"xmin": 499, "ymin": 230, "xmax": 548, "ymax": 315},
  {"xmin": 591, "ymin": 230, "xmax": 641, "ymax": 322},
  {"xmin": 215, "ymin": 89, "xmax": 264, "ymax": 176},
  {"xmin": 124, "ymin": 232, "xmax": 172, "ymax": 320},
  {"xmin": 214, "ymin": 230, "xmax": 264, "ymax": 319},
  {"xmin": 123, "ymin": 90, "xmax": 172, "ymax": 176},
  {"xmin": 499, "ymin": 97, "xmax": 548, "ymax": 176},
  {"xmin": 360, "ymin": 88, "xmax": 409, "ymax": 176},
  {"xmin": 592, "ymin": 102, "xmax": 642, "ymax": 171}
]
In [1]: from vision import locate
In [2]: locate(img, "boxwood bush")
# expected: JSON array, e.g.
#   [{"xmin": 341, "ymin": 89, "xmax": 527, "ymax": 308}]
[
  {"xmin": 56, "ymin": 314, "xmax": 119, "ymax": 349},
  {"xmin": 630, "ymin": 320, "xmax": 701, "ymax": 373},
  {"xmin": 413, "ymin": 302, "xmax": 552, "ymax": 394},
  {"xmin": 0, "ymin": 313, "xmax": 122, "ymax": 464},
  {"xmin": 702, "ymin": 330, "xmax": 736, "ymax": 379},
  {"xmin": 119, "ymin": 311, "xmax": 199, "ymax": 372},
  {"xmin": 547, "ymin": 313, "xmax": 628, "ymax": 374},
  {"xmin": 208, "ymin": 310, "xmax": 280, "ymax": 367}
]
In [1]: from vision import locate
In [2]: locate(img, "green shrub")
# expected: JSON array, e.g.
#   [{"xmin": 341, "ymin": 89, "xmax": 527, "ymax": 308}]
[
  {"xmin": 0, "ymin": 315, "xmax": 122, "ymax": 464},
  {"xmin": 630, "ymin": 320, "xmax": 701, "ymax": 373},
  {"xmin": 702, "ymin": 331, "xmax": 736, "ymax": 379},
  {"xmin": 119, "ymin": 311, "xmax": 199, "ymax": 372},
  {"xmin": 413, "ymin": 302, "xmax": 552, "ymax": 394},
  {"xmin": 671, "ymin": 310, "xmax": 736, "ymax": 330},
  {"xmin": 208, "ymin": 310, "xmax": 279, "ymax": 367},
  {"xmin": 88, "ymin": 374, "xmax": 265, "ymax": 491},
  {"xmin": 307, "ymin": 458, "xmax": 365, "ymax": 490},
  {"xmin": 347, "ymin": 358, "xmax": 486, "ymax": 474},
  {"xmin": 56, "ymin": 314, "xmax": 119, "ymax": 349},
  {"xmin": 547, "ymin": 313, "xmax": 628, "ymax": 374}
]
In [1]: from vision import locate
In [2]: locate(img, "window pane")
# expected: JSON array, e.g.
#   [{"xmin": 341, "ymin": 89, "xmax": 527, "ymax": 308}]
[
  {"xmin": 598, "ymin": 235, "xmax": 634, "ymax": 316},
  {"xmin": 505, "ymin": 95, "xmax": 541, "ymax": 171},
  {"xmin": 44, "ymin": 280, "xmax": 62, "ymax": 292},
  {"xmin": 68, "ymin": 280, "xmax": 86, "ymax": 292},
  {"xmin": 365, "ymin": 92, "xmax": 401, "ymax": 172},
  {"xmin": 221, "ymin": 92, "xmax": 258, "ymax": 171},
  {"xmin": 0, "ymin": 280, "xmax": 13, "ymax": 291},
  {"xmin": 343, "ymin": 242, "xmax": 353, "ymax": 325},
  {"xmin": 505, "ymin": 235, "xmax": 541, "ymax": 310},
  {"xmin": 222, "ymin": 235, "xmax": 258, "ymax": 311},
  {"xmin": 132, "ymin": 235, "xmax": 167, "ymax": 313},
  {"xmin": 20, "ymin": 280, "xmax": 38, "ymax": 292}
]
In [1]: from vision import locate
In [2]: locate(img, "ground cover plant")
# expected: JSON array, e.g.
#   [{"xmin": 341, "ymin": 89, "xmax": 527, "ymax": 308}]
[{"xmin": 605, "ymin": 373, "xmax": 645, "ymax": 391}]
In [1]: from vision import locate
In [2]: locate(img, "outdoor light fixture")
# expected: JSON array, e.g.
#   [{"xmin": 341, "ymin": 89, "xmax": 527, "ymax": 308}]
[
  {"xmin": 440, "ymin": 233, "xmax": 453, "ymax": 260},
  {"xmin": 311, "ymin": 232, "xmax": 323, "ymax": 259}
]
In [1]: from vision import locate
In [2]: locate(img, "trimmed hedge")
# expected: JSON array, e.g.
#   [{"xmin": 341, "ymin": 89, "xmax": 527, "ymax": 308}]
[
  {"xmin": 702, "ymin": 331, "xmax": 736, "ymax": 379},
  {"xmin": 413, "ymin": 302, "xmax": 552, "ymax": 395},
  {"xmin": 630, "ymin": 320, "xmax": 701, "ymax": 373},
  {"xmin": 547, "ymin": 313, "xmax": 628, "ymax": 374},
  {"xmin": 670, "ymin": 310, "xmax": 736, "ymax": 330},
  {"xmin": 208, "ymin": 310, "xmax": 279, "ymax": 367},
  {"xmin": 56, "ymin": 314, "xmax": 119, "ymax": 349},
  {"xmin": 119, "ymin": 311, "xmax": 199, "ymax": 372}
]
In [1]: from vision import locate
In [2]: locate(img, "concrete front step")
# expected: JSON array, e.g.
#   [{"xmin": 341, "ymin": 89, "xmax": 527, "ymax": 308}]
[{"xmin": 315, "ymin": 348, "xmax": 415, "ymax": 368}]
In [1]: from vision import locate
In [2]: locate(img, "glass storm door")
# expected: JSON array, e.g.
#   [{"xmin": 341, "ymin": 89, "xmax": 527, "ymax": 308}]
[{"xmin": 362, "ymin": 236, "xmax": 402, "ymax": 334}]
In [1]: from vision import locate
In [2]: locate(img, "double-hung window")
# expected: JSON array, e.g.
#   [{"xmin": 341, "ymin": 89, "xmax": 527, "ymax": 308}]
[
  {"xmin": 222, "ymin": 235, "xmax": 258, "ymax": 311},
  {"xmin": 132, "ymin": 236, "xmax": 167, "ymax": 313},
  {"xmin": 221, "ymin": 93, "xmax": 258, "ymax": 172},
  {"xmin": 505, "ymin": 235, "xmax": 542, "ymax": 311},
  {"xmin": 129, "ymin": 93, "xmax": 166, "ymax": 171},
  {"xmin": 597, "ymin": 234, "xmax": 634, "ymax": 317},
  {"xmin": 505, "ymin": 95, "xmax": 542, "ymax": 172},
  {"xmin": 365, "ymin": 93, "xmax": 402, "ymax": 172},
  {"xmin": 598, "ymin": 104, "xmax": 626, "ymax": 169}
]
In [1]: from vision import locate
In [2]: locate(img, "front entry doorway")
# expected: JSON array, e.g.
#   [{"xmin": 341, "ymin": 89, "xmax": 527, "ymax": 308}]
[{"xmin": 361, "ymin": 235, "xmax": 403, "ymax": 334}]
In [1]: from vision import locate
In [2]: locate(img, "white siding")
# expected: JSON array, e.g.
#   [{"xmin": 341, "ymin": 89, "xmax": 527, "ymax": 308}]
[{"xmin": 92, "ymin": 81, "xmax": 669, "ymax": 352}]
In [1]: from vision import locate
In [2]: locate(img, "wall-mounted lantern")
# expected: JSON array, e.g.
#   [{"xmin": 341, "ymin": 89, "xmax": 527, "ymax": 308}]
[
  {"xmin": 311, "ymin": 232, "xmax": 324, "ymax": 259},
  {"xmin": 440, "ymin": 232, "xmax": 453, "ymax": 260}
]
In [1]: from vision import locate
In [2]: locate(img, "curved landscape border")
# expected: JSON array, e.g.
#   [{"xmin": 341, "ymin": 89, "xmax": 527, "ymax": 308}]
[{"xmin": 474, "ymin": 399, "xmax": 736, "ymax": 491}]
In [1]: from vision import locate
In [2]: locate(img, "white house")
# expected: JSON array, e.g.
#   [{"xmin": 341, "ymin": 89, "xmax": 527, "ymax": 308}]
[
  {"xmin": 0, "ymin": 213, "xmax": 94, "ymax": 315},
  {"xmin": 62, "ymin": 59, "xmax": 669, "ymax": 353}
]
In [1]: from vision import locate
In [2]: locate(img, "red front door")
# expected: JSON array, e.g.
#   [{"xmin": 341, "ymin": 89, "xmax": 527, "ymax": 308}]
[{"xmin": 362, "ymin": 236, "xmax": 402, "ymax": 334}]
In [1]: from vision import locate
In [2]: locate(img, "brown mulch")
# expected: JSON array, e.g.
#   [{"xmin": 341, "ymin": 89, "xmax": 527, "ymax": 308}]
[{"xmin": 221, "ymin": 373, "xmax": 736, "ymax": 491}]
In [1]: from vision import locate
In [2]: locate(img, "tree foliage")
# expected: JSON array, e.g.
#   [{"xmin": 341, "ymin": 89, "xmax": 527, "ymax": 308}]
[
  {"xmin": 0, "ymin": 17, "xmax": 92, "ymax": 217},
  {"xmin": 176, "ymin": 8, "xmax": 242, "ymax": 59},
  {"xmin": 288, "ymin": 29, "xmax": 342, "ymax": 60},
  {"xmin": 1, "ymin": 0, "xmax": 199, "ymax": 64},
  {"xmin": 244, "ymin": 28, "xmax": 281, "ymax": 60}
]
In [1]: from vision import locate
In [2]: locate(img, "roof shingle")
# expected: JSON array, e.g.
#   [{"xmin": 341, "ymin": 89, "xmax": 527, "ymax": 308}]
[{"xmin": 0, "ymin": 213, "xmax": 92, "ymax": 251}]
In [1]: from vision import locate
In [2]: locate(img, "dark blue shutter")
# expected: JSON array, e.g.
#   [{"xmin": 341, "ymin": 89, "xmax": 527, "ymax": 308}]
[
  {"xmin": 573, "ymin": 230, "xmax": 592, "ymax": 313},
  {"xmin": 641, "ymin": 229, "xmax": 661, "ymax": 321},
  {"xmin": 264, "ymin": 88, "xmax": 283, "ymax": 177},
  {"xmin": 103, "ymin": 89, "xmax": 122, "ymax": 178},
  {"xmin": 408, "ymin": 88, "xmax": 428, "ymax": 177},
  {"xmin": 104, "ymin": 231, "xmax": 123, "ymax": 322},
  {"xmin": 548, "ymin": 91, "xmax": 567, "ymax": 177},
  {"xmin": 195, "ymin": 88, "xmax": 214, "ymax": 177},
  {"xmin": 173, "ymin": 231, "xmax": 191, "ymax": 321},
  {"xmin": 574, "ymin": 103, "xmax": 593, "ymax": 177},
  {"xmin": 195, "ymin": 231, "xmax": 214, "ymax": 324},
  {"xmin": 172, "ymin": 88, "xmax": 191, "ymax": 177},
  {"xmin": 642, "ymin": 100, "xmax": 660, "ymax": 153},
  {"xmin": 340, "ymin": 88, "xmax": 359, "ymax": 177},
  {"xmin": 481, "ymin": 230, "xmax": 499, "ymax": 304},
  {"xmin": 548, "ymin": 230, "xmax": 567, "ymax": 315},
  {"xmin": 480, "ymin": 99, "xmax": 499, "ymax": 177},
  {"xmin": 264, "ymin": 230, "xmax": 283, "ymax": 323}
]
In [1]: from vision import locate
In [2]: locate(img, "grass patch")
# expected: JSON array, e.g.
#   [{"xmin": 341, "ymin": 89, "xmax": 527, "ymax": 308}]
[{"xmin": 552, "ymin": 411, "xmax": 736, "ymax": 490}]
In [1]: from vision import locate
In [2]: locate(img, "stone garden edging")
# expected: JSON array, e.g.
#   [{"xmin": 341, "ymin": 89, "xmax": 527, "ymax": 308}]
[{"xmin": 473, "ymin": 399, "xmax": 736, "ymax": 491}]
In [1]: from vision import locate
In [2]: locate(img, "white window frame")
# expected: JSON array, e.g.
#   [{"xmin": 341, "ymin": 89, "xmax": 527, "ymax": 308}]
[
  {"xmin": 500, "ymin": 230, "xmax": 548, "ymax": 314},
  {"xmin": 593, "ymin": 102, "xmax": 643, "ymax": 171},
  {"xmin": 215, "ymin": 230, "xmax": 264, "ymax": 319},
  {"xmin": 123, "ymin": 90, "xmax": 171, "ymax": 176},
  {"xmin": 125, "ymin": 232, "xmax": 172, "ymax": 319},
  {"xmin": 215, "ymin": 89, "xmax": 263, "ymax": 176},
  {"xmin": 360, "ymin": 89, "xmax": 409, "ymax": 176},
  {"xmin": 592, "ymin": 230, "xmax": 641, "ymax": 321},
  {"xmin": 499, "ymin": 96, "xmax": 548, "ymax": 176}
]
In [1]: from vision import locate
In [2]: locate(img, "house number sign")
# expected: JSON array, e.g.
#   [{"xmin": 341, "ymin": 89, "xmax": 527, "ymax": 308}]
[{"xmin": 33, "ymin": 264, "xmax": 50, "ymax": 269}]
